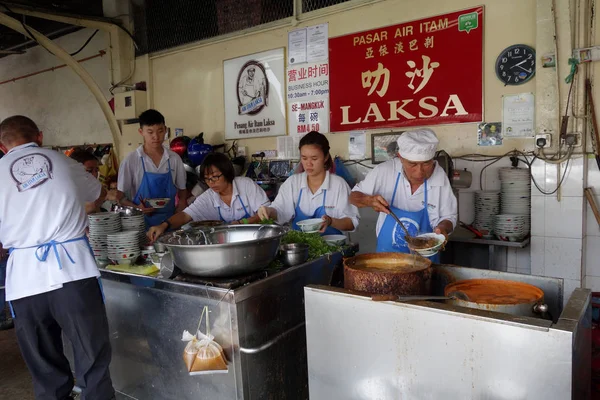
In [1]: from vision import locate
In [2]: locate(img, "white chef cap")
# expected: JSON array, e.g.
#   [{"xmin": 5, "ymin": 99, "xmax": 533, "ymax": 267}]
[{"xmin": 396, "ymin": 129, "xmax": 439, "ymax": 162}]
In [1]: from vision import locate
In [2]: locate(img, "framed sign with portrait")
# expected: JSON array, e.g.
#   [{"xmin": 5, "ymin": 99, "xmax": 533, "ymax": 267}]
[
  {"xmin": 371, "ymin": 132, "xmax": 403, "ymax": 164},
  {"xmin": 224, "ymin": 48, "xmax": 287, "ymax": 140}
]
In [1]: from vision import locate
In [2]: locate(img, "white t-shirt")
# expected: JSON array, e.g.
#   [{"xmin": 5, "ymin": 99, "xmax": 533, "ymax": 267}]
[
  {"xmin": 270, "ymin": 172, "xmax": 360, "ymax": 231},
  {"xmin": 183, "ymin": 177, "xmax": 270, "ymax": 222},
  {"xmin": 118, "ymin": 145, "xmax": 187, "ymax": 201},
  {"xmin": 0, "ymin": 143, "xmax": 102, "ymax": 301},
  {"xmin": 352, "ymin": 158, "xmax": 457, "ymax": 236}
]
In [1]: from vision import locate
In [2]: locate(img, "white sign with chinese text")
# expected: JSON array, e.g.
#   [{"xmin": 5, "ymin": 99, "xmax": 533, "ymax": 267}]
[
  {"xmin": 224, "ymin": 48, "xmax": 287, "ymax": 140},
  {"xmin": 286, "ymin": 62, "xmax": 330, "ymax": 135},
  {"xmin": 502, "ymin": 93, "xmax": 535, "ymax": 137}
]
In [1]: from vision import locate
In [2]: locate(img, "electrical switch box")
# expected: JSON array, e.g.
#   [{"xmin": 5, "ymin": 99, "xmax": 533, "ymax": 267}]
[
  {"xmin": 535, "ymin": 134, "xmax": 551, "ymax": 149},
  {"xmin": 114, "ymin": 90, "xmax": 148, "ymax": 120}
]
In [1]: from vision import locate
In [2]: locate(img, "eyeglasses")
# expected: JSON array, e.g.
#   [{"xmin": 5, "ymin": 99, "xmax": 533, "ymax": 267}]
[{"xmin": 203, "ymin": 174, "xmax": 223, "ymax": 183}]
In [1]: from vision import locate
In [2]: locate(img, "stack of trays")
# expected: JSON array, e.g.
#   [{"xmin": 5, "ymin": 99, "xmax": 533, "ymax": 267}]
[
  {"xmin": 88, "ymin": 212, "xmax": 121, "ymax": 263},
  {"xmin": 107, "ymin": 231, "xmax": 141, "ymax": 265},
  {"xmin": 473, "ymin": 191, "xmax": 500, "ymax": 238}
]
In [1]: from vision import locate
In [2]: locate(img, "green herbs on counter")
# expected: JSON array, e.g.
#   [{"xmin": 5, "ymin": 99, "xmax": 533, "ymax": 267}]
[{"xmin": 281, "ymin": 230, "xmax": 340, "ymax": 259}]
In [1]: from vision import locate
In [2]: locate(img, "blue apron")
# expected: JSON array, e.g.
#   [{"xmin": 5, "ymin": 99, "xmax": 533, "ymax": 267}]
[
  {"xmin": 292, "ymin": 189, "xmax": 342, "ymax": 236},
  {"xmin": 376, "ymin": 173, "xmax": 440, "ymax": 263},
  {"xmin": 134, "ymin": 157, "xmax": 178, "ymax": 228},
  {"xmin": 8, "ymin": 236, "xmax": 105, "ymax": 317},
  {"xmin": 217, "ymin": 195, "xmax": 251, "ymax": 223}
]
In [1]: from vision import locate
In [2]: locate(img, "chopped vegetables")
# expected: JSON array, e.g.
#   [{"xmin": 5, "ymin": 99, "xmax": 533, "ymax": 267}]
[
  {"xmin": 281, "ymin": 230, "xmax": 340, "ymax": 259},
  {"xmin": 259, "ymin": 218, "xmax": 276, "ymax": 225}
]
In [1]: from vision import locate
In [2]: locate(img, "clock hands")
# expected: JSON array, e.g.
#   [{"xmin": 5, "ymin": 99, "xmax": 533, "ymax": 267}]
[
  {"xmin": 510, "ymin": 59, "xmax": 529, "ymax": 69},
  {"xmin": 517, "ymin": 65, "xmax": 532, "ymax": 73}
]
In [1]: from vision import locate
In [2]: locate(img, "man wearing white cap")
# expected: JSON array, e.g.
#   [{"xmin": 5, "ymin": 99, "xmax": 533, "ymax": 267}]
[{"xmin": 350, "ymin": 128, "xmax": 457, "ymax": 262}]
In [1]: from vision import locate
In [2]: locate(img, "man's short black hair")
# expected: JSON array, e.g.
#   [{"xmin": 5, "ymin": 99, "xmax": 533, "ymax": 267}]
[
  {"xmin": 199, "ymin": 152, "xmax": 235, "ymax": 184},
  {"xmin": 70, "ymin": 149, "xmax": 98, "ymax": 165},
  {"xmin": 0, "ymin": 115, "xmax": 39, "ymax": 145},
  {"xmin": 138, "ymin": 109, "xmax": 165, "ymax": 128}
]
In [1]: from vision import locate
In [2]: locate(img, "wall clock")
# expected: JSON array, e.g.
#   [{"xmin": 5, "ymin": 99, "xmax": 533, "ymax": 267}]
[{"xmin": 495, "ymin": 44, "xmax": 536, "ymax": 86}]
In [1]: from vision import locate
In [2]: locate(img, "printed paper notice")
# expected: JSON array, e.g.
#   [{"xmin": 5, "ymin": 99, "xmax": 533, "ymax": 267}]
[
  {"xmin": 502, "ymin": 93, "xmax": 534, "ymax": 137},
  {"xmin": 307, "ymin": 23, "xmax": 328, "ymax": 62},
  {"xmin": 349, "ymin": 131, "xmax": 366, "ymax": 160},
  {"xmin": 286, "ymin": 62, "xmax": 330, "ymax": 135},
  {"xmin": 288, "ymin": 28, "xmax": 307, "ymax": 65}
]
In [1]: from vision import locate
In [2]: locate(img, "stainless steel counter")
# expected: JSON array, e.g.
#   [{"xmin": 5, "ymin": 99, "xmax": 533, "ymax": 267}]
[
  {"xmin": 66, "ymin": 252, "xmax": 344, "ymax": 400},
  {"xmin": 305, "ymin": 265, "xmax": 591, "ymax": 400}
]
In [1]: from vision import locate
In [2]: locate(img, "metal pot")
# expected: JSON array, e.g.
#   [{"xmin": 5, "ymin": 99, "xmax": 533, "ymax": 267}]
[
  {"xmin": 157, "ymin": 224, "xmax": 286, "ymax": 277},
  {"xmin": 444, "ymin": 279, "xmax": 548, "ymax": 318},
  {"xmin": 280, "ymin": 243, "xmax": 309, "ymax": 267},
  {"xmin": 343, "ymin": 252, "xmax": 432, "ymax": 296}
]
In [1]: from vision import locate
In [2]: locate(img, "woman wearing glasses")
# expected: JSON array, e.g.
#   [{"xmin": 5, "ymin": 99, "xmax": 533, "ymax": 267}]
[{"xmin": 147, "ymin": 152, "xmax": 270, "ymax": 242}]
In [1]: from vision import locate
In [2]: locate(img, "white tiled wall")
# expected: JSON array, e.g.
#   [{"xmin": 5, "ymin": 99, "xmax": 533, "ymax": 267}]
[
  {"xmin": 584, "ymin": 157, "xmax": 600, "ymax": 294},
  {"xmin": 530, "ymin": 157, "xmax": 585, "ymax": 304}
]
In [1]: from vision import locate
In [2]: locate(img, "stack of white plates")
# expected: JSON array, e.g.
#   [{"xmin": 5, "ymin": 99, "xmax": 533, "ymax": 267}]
[
  {"xmin": 88, "ymin": 212, "xmax": 121, "ymax": 262},
  {"xmin": 499, "ymin": 167, "xmax": 531, "ymax": 216},
  {"xmin": 473, "ymin": 191, "xmax": 500, "ymax": 237},
  {"xmin": 107, "ymin": 231, "xmax": 141, "ymax": 265},
  {"xmin": 121, "ymin": 214, "xmax": 147, "ymax": 246},
  {"xmin": 493, "ymin": 214, "xmax": 530, "ymax": 241}
]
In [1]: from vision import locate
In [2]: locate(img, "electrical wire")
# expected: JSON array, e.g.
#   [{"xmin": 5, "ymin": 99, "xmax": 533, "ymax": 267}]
[{"xmin": 69, "ymin": 29, "xmax": 98, "ymax": 56}]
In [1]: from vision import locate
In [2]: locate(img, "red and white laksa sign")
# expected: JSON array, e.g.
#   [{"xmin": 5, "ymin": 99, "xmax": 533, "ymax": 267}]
[{"xmin": 328, "ymin": 7, "xmax": 484, "ymax": 132}]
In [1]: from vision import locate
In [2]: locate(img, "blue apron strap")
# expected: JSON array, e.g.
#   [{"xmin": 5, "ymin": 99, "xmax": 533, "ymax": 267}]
[
  {"xmin": 140, "ymin": 156, "xmax": 147, "ymax": 173},
  {"xmin": 8, "ymin": 301, "xmax": 14, "ymax": 318},
  {"xmin": 296, "ymin": 188, "xmax": 304, "ymax": 207},
  {"xmin": 322, "ymin": 189, "xmax": 327, "ymax": 207},
  {"xmin": 390, "ymin": 173, "xmax": 401, "ymax": 207},
  {"xmin": 217, "ymin": 206, "xmax": 225, "ymax": 222},
  {"xmin": 97, "ymin": 277, "xmax": 106, "ymax": 303},
  {"xmin": 238, "ymin": 195, "xmax": 250, "ymax": 218}
]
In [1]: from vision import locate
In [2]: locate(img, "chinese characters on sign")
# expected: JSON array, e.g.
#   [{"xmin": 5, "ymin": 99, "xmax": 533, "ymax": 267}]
[
  {"xmin": 286, "ymin": 62, "xmax": 330, "ymax": 135},
  {"xmin": 328, "ymin": 7, "xmax": 484, "ymax": 131}
]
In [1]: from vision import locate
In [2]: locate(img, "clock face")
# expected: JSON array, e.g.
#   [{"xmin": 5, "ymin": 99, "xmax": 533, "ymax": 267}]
[{"xmin": 495, "ymin": 44, "xmax": 536, "ymax": 85}]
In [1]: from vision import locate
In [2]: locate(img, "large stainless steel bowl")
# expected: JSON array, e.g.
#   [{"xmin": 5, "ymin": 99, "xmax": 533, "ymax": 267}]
[{"xmin": 157, "ymin": 224, "xmax": 286, "ymax": 277}]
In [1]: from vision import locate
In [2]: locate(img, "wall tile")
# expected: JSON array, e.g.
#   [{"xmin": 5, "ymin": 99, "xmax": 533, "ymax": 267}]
[
  {"xmin": 530, "ymin": 161, "xmax": 546, "ymax": 196},
  {"xmin": 506, "ymin": 248, "xmax": 517, "ymax": 269},
  {"xmin": 586, "ymin": 194, "xmax": 600, "ymax": 237},
  {"xmin": 516, "ymin": 247, "xmax": 531, "ymax": 274},
  {"xmin": 585, "ymin": 276, "xmax": 600, "ymax": 292},
  {"xmin": 588, "ymin": 158, "xmax": 600, "ymax": 188},
  {"xmin": 531, "ymin": 196, "xmax": 545, "ymax": 237},
  {"xmin": 586, "ymin": 236, "xmax": 600, "ymax": 277},
  {"xmin": 530, "ymin": 236, "xmax": 545, "ymax": 276},
  {"xmin": 458, "ymin": 190, "xmax": 475, "ymax": 225},
  {"xmin": 544, "ymin": 196, "xmax": 583, "ymax": 239},
  {"xmin": 544, "ymin": 237, "xmax": 582, "ymax": 280},
  {"xmin": 544, "ymin": 157, "xmax": 584, "ymax": 197},
  {"xmin": 563, "ymin": 278, "xmax": 582, "ymax": 306}
]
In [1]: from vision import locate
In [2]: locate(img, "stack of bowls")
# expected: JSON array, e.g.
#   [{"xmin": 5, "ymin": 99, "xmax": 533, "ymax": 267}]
[
  {"xmin": 121, "ymin": 213, "xmax": 147, "ymax": 246},
  {"xmin": 493, "ymin": 214, "xmax": 530, "ymax": 241},
  {"xmin": 107, "ymin": 231, "xmax": 141, "ymax": 265},
  {"xmin": 88, "ymin": 212, "xmax": 121, "ymax": 263},
  {"xmin": 473, "ymin": 191, "xmax": 500, "ymax": 238},
  {"xmin": 499, "ymin": 167, "xmax": 531, "ymax": 216}
]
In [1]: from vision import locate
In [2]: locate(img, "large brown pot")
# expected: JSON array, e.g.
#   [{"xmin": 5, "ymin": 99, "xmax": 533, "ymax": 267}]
[{"xmin": 344, "ymin": 252, "xmax": 432, "ymax": 296}]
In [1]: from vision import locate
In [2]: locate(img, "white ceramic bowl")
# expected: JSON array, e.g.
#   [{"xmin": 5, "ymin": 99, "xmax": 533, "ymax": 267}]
[
  {"xmin": 296, "ymin": 218, "xmax": 323, "ymax": 233},
  {"xmin": 146, "ymin": 198, "xmax": 171, "ymax": 209},
  {"xmin": 322, "ymin": 234, "xmax": 347, "ymax": 246},
  {"xmin": 408, "ymin": 233, "xmax": 446, "ymax": 257}
]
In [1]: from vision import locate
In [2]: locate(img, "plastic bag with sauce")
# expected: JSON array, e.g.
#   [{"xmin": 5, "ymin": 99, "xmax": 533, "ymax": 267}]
[{"xmin": 181, "ymin": 306, "xmax": 228, "ymax": 373}]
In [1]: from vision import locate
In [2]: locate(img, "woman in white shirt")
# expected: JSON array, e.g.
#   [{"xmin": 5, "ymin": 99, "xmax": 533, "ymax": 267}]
[
  {"xmin": 147, "ymin": 152, "xmax": 270, "ymax": 242},
  {"xmin": 258, "ymin": 131, "xmax": 359, "ymax": 234}
]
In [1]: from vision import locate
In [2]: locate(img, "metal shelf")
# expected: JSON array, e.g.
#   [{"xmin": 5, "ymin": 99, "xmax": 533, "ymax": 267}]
[{"xmin": 449, "ymin": 236, "xmax": 530, "ymax": 248}]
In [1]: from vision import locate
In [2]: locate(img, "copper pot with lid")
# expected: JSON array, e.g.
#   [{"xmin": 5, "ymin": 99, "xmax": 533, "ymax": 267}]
[{"xmin": 444, "ymin": 279, "xmax": 549, "ymax": 318}]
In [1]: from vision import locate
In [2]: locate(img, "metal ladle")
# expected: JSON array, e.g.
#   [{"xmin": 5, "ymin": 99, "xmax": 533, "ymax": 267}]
[{"xmin": 385, "ymin": 206, "xmax": 431, "ymax": 248}]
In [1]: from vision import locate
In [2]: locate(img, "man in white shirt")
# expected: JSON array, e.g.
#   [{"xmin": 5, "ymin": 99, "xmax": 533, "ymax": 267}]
[
  {"xmin": 117, "ymin": 109, "xmax": 188, "ymax": 228},
  {"xmin": 350, "ymin": 128, "xmax": 457, "ymax": 262},
  {"xmin": 0, "ymin": 116, "xmax": 114, "ymax": 399}
]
